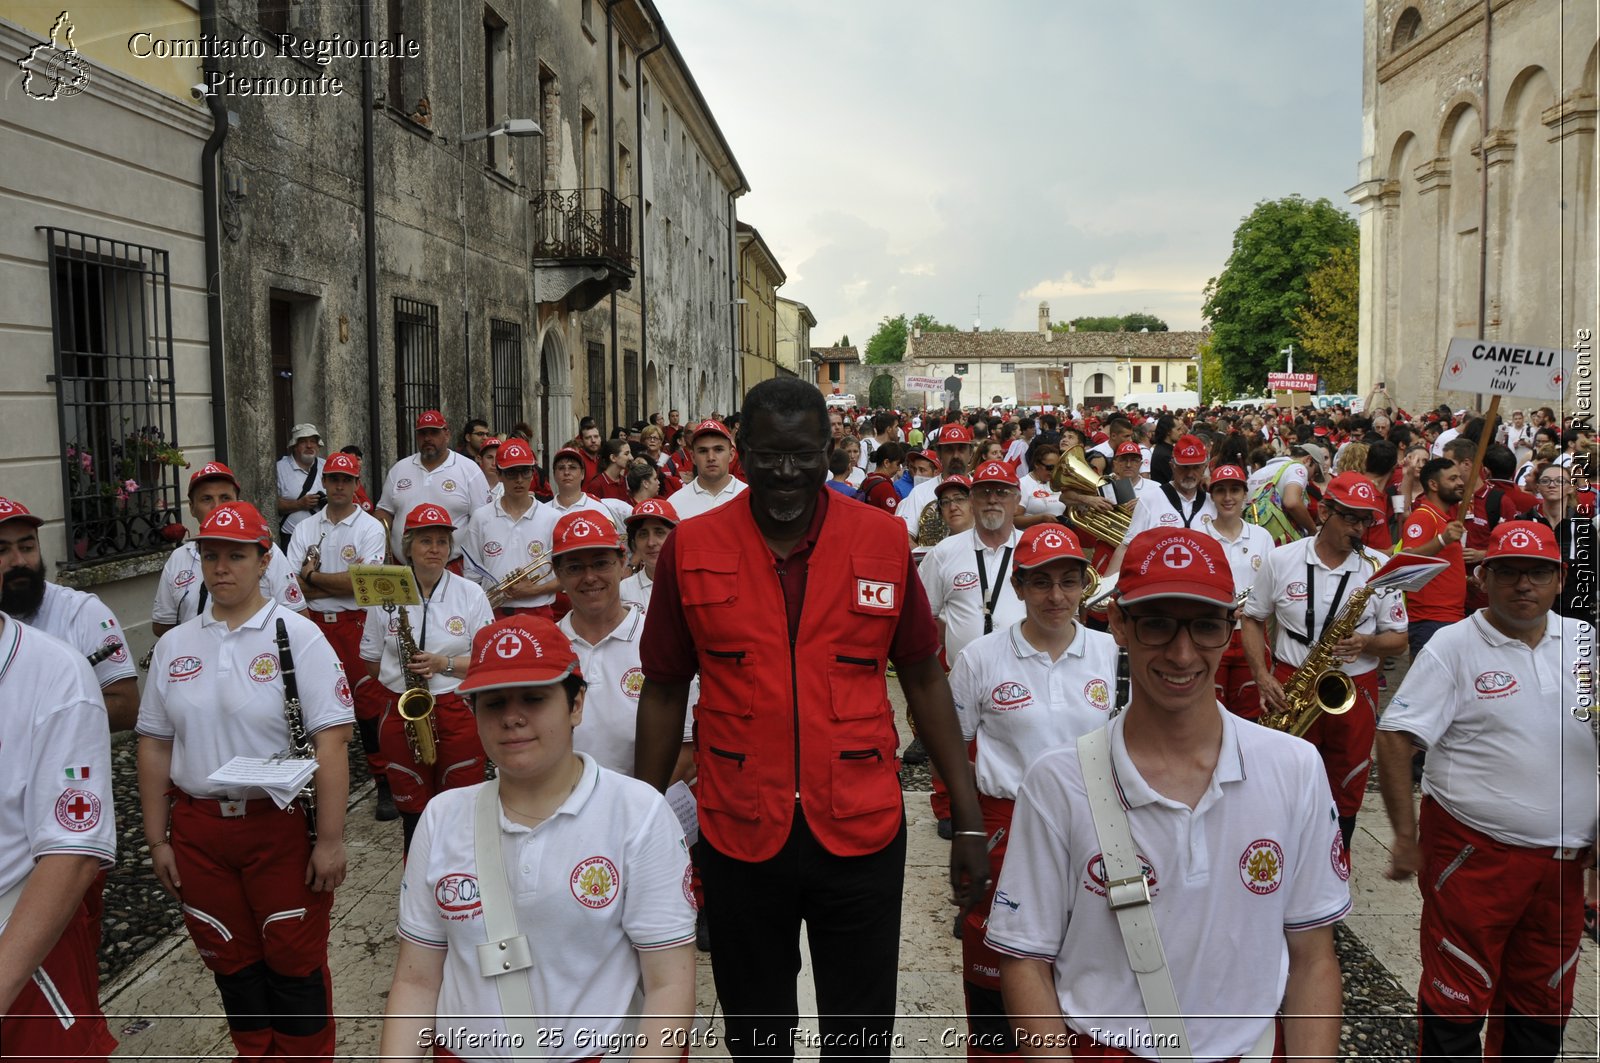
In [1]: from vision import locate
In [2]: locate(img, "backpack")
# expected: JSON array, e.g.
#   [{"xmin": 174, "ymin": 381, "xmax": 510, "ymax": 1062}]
[
  {"xmin": 1244, "ymin": 460, "xmax": 1303, "ymax": 546},
  {"xmin": 856, "ymin": 473, "xmax": 898, "ymax": 513}
]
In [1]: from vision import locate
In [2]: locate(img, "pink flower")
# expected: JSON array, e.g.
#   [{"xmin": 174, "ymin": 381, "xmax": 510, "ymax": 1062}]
[
  {"xmin": 80, "ymin": 453, "xmax": 93, "ymax": 472},
  {"xmin": 123, "ymin": 479, "xmax": 139, "ymax": 493}
]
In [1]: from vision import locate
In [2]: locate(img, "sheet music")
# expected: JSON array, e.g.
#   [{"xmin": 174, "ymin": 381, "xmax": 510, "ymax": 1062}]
[
  {"xmin": 207, "ymin": 756, "xmax": 318, "ymax": 810},
  {"xmin": 665, "ymin": 779, "xmax": 698, "ymax": 846}
]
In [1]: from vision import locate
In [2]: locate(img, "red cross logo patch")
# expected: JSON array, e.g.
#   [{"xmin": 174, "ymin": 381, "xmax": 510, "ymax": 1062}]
[
  {"xmin": 55, "ymin": 788, "xmax": 101, "ymax": 832},
  {"xmin": 857, "ymin": 579, "xmax": 895, "ymax": 611},
  {"xmin": 1162, "ymin": 544, "xmax": 1193, "ymax": 570},
  {"xmin": 1447, "ymin": 360, "xmax": 1465, "ymax": 378}
]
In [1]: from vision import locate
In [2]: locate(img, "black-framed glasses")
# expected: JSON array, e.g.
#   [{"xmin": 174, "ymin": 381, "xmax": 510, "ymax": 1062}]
[
  {"xmin": 556, "ymin": 555, "xmax": 621, "ymax": 577},
  {"xmin": 745, "ymin": 449, "xmax": 828, "ymax": 472},
  {"xmin": 1122, "ymin": 612, "xmax": 1233, "ymax": 649},
  {"xmin": 938, "ymin": 494, "xmax": 970, "ymax": 508},
  {"xmin": 1537, "ymin": 477, "xmax": 1568, "ymax": 487},
  {"xmin": 1485, "ymin": 564, "xmax": 1559, "ymax": 587},
  {"xmin": 1325, "ymin": 504, "xmax": 1376, "ymax": 529},
  {"xmin": 1019, "ymin": 575, "xmax": 1084, "ymax": 594}
]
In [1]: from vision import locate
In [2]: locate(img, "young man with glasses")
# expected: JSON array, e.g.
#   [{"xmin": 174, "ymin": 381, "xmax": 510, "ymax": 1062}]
[
  {"xmin": 1376, "ymin": 521, "xmax": 1597, "ymax": 1060},
  {"xmin": 990, "ymin": 528, "xmax": 1347, "ymax": 1061},
  {"xmin": 1243, "ymin": 472, "xmax": 1410, "ymax": 855}
]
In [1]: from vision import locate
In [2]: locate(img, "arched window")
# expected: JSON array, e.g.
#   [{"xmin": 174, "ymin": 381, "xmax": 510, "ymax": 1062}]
[{"xmin": 1392, "ymin": 7, "xmax": 1422, "ymax": 52}]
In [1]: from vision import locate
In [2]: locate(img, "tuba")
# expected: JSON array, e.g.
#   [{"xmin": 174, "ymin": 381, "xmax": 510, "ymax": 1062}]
[
  {"xmin": 1050, "ymin": 445, "xmax": 1134, "ymax": 546},
  {"xmin": 915, "ymin": 498, "xmax": 950, "ymax": 548},
  {"xmin": 1263, "ymin": 553, "xmax": 1382, "ymax": 738},
  {"xmin": 486, "ymin": 553, "xmax": 552, "ymax": 608},
  {"xmin": 393, "ymin": 606, "xmax": 439, "ymax": 765}
]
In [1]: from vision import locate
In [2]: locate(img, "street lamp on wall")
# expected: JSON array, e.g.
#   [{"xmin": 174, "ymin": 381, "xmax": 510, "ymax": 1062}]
[{"xmin": 460, "ymin": 117, "xmax": 544, "ymax": 142}]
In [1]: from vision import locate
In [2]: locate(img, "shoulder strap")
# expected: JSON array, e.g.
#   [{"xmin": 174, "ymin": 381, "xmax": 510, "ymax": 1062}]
[
  {"xmin": 295, "ymin": 459, "xmax": 319, "ymax": 500},
  {"xmin": 472, "ymin": 781, "xmax": 541, "ymax": 1045},
  {"xmin": 1076, "ymin": 728, "xmax": 1191, "ymax": 1060},
  {"xmin": 1485, "ymin": 488, "xmax": 1505, "ymax": 534}
]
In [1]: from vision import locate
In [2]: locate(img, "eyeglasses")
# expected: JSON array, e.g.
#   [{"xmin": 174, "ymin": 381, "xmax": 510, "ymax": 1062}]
[
  {"xmin": 745, "ymin": 449, "xmax": 827, "ymax": 472},
  {"xmin": 556, "ymin": 555, "xmax": 620, "ymax": 577},
  {"xmin": 1537, "ymin": 478, "xmax": 1568, "ymax": 487},
  {"xmin": 1326, "ymin": 505, "xmax": 1376, "ymax": 529},
  {"xmin": 938, "ymin": 495, "xmax": 970, "ymax": 508},
  {"xmin": 1018, "ymin": 576, "xmax": 1084, "ymax": 594},
  {"xmin": 1122, "ymin": 612, "xmax": 1234, "ymax": 649},
  {"xmin": 1038, "ymin": 462, "xmax": 1059, "ymax": 474},
  {"xmin": 973, "ymin": 485, "xmax": 1019, "ymax": 500},
  {"xmin": 1485, "ymin": 564, "xmax": 1559, "ymax": 587}
]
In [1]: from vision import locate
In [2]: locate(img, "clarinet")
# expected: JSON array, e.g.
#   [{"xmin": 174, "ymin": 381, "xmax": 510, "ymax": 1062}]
[
  {"xmin": 85, "ymin": 641, "xmax": 122, "ymax": 666},
  {"xmin": 274, "ymin": 619, "xmax": 319, "ymax": 842}
]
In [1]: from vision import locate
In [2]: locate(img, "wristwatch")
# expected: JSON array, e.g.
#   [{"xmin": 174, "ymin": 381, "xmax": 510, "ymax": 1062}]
[{"xmin": 444, "ymin": 656, "xmax": 455, "ymax": 676}]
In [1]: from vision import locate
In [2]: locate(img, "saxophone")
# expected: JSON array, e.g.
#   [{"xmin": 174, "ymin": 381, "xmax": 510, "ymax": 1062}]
[
  {"xmin": 1263, "ymin": 555, "xmax": 1383, "ymax": 738},
  {"xmin": 393, "ymin": 606, "xmax": 439, "ymax": 765}
]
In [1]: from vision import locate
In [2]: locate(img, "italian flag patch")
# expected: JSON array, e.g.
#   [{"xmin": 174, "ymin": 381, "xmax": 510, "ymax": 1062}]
[{"xmin": 65, "ymin": 766, "xmax": 91, "ymax": 780}]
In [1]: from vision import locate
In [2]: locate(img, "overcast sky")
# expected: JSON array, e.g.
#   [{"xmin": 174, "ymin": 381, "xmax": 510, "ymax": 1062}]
[{"xmin": 656, "ymin": 0, "xmax": 1363, "ymax": 347}]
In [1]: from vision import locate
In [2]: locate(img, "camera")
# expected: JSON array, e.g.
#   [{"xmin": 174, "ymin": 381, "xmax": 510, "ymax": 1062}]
[{"xmin": 190, "ymin": 83, "xmax": 211, "ymax": 100}]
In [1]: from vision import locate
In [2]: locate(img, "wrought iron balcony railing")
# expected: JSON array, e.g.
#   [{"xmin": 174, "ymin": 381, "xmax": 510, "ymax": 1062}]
[{"xmin": 532, "ymin": 188, "xmax": 632, "ymax": 270}]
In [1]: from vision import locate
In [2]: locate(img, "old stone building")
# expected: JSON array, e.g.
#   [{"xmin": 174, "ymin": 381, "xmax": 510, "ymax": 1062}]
[
  {"xmin": 736, "ymin": 221, "xmax": 786, "ymax": 389},
  {"xmin": 1351, "ymin": 0, "xmax": 1597, "ymax": 412}
]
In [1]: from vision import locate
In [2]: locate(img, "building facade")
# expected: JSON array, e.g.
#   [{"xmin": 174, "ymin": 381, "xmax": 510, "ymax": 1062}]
[
  {"xmin": 775, "ymin": 296, "xmax": 816, "ymax": 378},
  {"xmin": 812, "ymin": 344, "xmax": 861, "ymax": 394},
  {"xmin": 735, "ymin": 221, "xmax": 785, "ymax": 390},
  {"xmin": 1351, "ymin": 0, "xmax": 1597, "ymax": 412}
]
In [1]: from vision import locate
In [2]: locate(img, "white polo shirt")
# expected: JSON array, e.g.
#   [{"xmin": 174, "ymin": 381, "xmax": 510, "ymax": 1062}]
[
  {"xmin": 666, "ymin": 476, "xmax": 747, "ymax": 522},
  {"xmin": 377, "ymin": 451, "xmax": 491, "ymax": 559},
  {"xmin": 1380, "ymin": 611, "xmax": 1599, "ymax": 848},
  {"xmin": 460, "ymin": 497, "xmax": 548, "ymax": 604},
  {"xmin": 1246, "ymin": 457, "xmax": 1308, "ymax": 499},
  {"xmin": 138, "ymin": 601, "xmax": 352, "ymax": 799},
  {"xmin": 1124, "ymin": 483, "xmax": 1217, "ymax": 539},
  {"xmin": 559, "ymin": 608, "xmax": 694, "ymax": 776},
  {"xmin": 0, "ymin": 616, "xmax": 117, "ymax": 905},
  {"xmin": 360, "ymin": 572, "xmax": 494, "ymax": 696},
  {"xmin": 950, "ymin": 622, "xmax": 1119, "ymax": 800},
  {"xmin": 396, "ymin": 757, "xmax": 696, "ymax": 1062},
  {"xmin": 619, "ymin": 569, "xmax": 653, "ymax": 612},
  {"xmin": 23, "ymin": 581, "xmax": 136, "ymax": 688},
  {"xmin": 1018, "ymin": 473, "xmax": 1064, "ymax": 519},
  {"xmin": 986, "ymin": 705, "xmax": 1351, "ymax": 1061},
  {"xmin": 1099, "ymin": 476, "xmax": 1159, "ymax": 507},
  {"xmin": 922, "ymin": 528, "xmax": 1025, "ymax": 661},
  {"xmin": 275, "ymin": 454, "xmax": 324, "ymax": 538},
  {"xmin": 286, "ymin": 506, "xmax": 388, "ymax": 614},
  {"xmin": 1206, "ymin": 520, "xmax": 1275, "ymax": 600},
  {"xmin": 527, "ymin": 494, "xmax": 619, "ymax": 578},
  {"xmin": 152, "ymin": 542, "xmax": 306, "ymax": 626},
  {"xmin": 1243, "ymin": 537, "xmax": 1405, "ymax": 676}
]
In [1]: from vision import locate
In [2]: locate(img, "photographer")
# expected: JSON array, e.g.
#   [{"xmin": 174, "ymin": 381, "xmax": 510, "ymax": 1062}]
[{"xmin": 276, "ymin": 423, "xmax": 326, "ymax": 549}]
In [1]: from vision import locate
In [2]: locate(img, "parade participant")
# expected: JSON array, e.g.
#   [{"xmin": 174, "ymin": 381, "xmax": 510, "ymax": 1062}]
[
  {"xmin": 286, "ymin": 452, "xmax": 396, "ymax": 820},
  {"xmin": 376, "ymin": 411, "xmax": 490, "ymax": 564},
  {"xmin": 1202, "ymin": 465, "xmax": 1274, "ymax": 719},
  {"xmin": 638, "ymin": 424, "xmax": 684, "ymax": 496},
  {"xmin": 841, "ymin": 437, "xmax": 870, "ymax": 488},
  {"xmin": 583, "ymin": 438, "xmax": 635, "ymax": 502},
  {"xmin": 1376, "ymin": 520, "xmax": 1597, "ymax": 1060},
  {"xmin": 137, "ymin": 501, "xmax": 352, "ymax": 1062},
  {"xmin": 1084, "ymin": 415, "xmax": 1133, "ymax": 476},
  {"xmin": 635, "ymin": 377, "xmax": 988, "ymax": 1063},
  {"xmin": 856, "ymin": 442, "xmax": 906, "ymax": 515},
  {"xmin": 0, "ymin": 497, "xmax": 138, "ymax": 730},
  {"xmin": 990, "ymin": 528, "xmax": 1348, "ymax": 1062},
  {"xmin": 475, "ymin": 437, "xmax": 503, "ymax": 503},
  {"xmin": 937, "ymin": 474, "xmax": 976, "ymax": 537},
  {"xmin": 626, "ymin": 458, "xmax": 662, "ymax": 507},
  {"xmin": 621, "ymin": 499, "xmax": 678, "ymax": 610},
  {"xmin": 153, "ymin": 462, "xmax": 306, "ymax": 636},
  {"xmin": 1246, "ymin": 442, "xmax": 1322, "ymax": 543},
  {"xmin": 275, "ymin": 423, "xmax": 325, "ymax": 548},
  {"xmin": 552, "ymin": 511, "xmax": 693, "ymax": 780},
  {"xmin": 1242, "ymin": 472, "xmax": 1409, "ymax": 852},
  {"xmin": 923, "ymin": 460, "xmax": 1027, "ymax": 664},
  {"xmin": 1106, "ymin": 435, "xmax": 1215, "ymax": 575},
  {"xmin": 360, "ymin": 504, "xmax": 494, "ymax": 851},
  {"xmin": 458, "ymin": 418, "xmax": 492, "ymax": 461},
  {"xmin": 1003, "ymin": 416, "xmax": 1036, "ymax": 474},
  {"xmin": 1397, "ymin": 458, "xmax": 1468, "ymax": 659},
  {"xmin": 825, "ymin": 448, "xmax": 857, "ymax": 496},
  {"xmin": 1013, "ymin": 441, "xmax": 1064, "ymax": 529},
  {"xmin": 1517, "ymin": 461, "xmax": 1597, "ymax": 620},
  {"xmin": 379, "ymin": 615, "xmax": 695, "ymax": 1063},
  {"xmin": 899, "ymin": 423, "xmax": 977, "ymax": 546},
  {"xmin": 1461, "ymin": 443, "xmax": 1539, "ymax": 613},
  {"xmin": 530, "ymin": 447, "xmax": 619, "ymax": 583},
  {"xmin": 460, "ymin": 440, "xmax": 559, "ymax": 619},
  {"xmin": 897, "ymin": 447, "xmax": 939, "ymax": 499},
  {"xmin": 575, "ymin": 418, "xmax": 605, "ymax": 481},
  {"xmin": 950, "ymin": 524, "xmax": 1117, "ymax": 1059},
  {"xmin": 666, "ymin": 418, "xmax": 747, "ymax": 520}
]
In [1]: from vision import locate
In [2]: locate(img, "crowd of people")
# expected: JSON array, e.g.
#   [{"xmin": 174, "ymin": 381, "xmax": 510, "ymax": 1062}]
[{"xmin": 0, "ymin": 382, "xmax": 1594, "ymax": 1063}]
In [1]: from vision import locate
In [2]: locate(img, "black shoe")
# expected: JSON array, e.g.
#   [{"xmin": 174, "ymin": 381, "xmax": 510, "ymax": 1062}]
[
  {"xmin": 937, "ymin": 818, "xmax": 953, "ymax": 841},
  {"xmin": 373, "ymin": 777, "xmax": 399, "ymax": 822},
  {"xmin": 902, "ymin": 737, "xmax": 928, "ymax": 765},
  {"xmin": 695, "ymin": 909, "xmax": 710, "ymax": 952}
]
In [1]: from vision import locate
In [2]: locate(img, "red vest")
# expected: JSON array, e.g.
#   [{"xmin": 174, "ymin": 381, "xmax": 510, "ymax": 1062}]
[{"xmin": 675, "ymin": 494, "xmax": 907, "ymax": 862}]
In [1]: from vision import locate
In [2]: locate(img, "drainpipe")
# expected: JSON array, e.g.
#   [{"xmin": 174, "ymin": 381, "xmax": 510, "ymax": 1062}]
[
  {"xmin": 728, "ymin": 192, "xmax": 738, "ymax": 412},
  {"xmin": 1477, "ymin": 0, "xmax": 1491, "ymax": 347},
  {"xmin": 635, "ymin": 33, "xmax": 663, "ymax": 415},
  {"xmin": 199, "ymin": 0, "xmax": 229, "ymax": 463},
  {"xmin": 607, "ymin": 0, "xmax": 624, "ymax": 429},
  {"xmin": 361, "ymin": 0, "xmax": 383, "ymax": 493}
]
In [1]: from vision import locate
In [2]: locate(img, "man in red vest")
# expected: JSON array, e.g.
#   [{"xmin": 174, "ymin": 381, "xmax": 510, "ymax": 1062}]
[{"xmin": 636, "ymin": 378, "xmax": 987, "ymax": 1063}]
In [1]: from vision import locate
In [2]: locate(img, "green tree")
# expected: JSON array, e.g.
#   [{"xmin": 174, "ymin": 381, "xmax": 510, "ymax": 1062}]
[
  {"xmin": 836, "ymin": 335, "xmax": 850, "ymax": 348},
  {"xmin": 910, "ymin": 313, "xmax": 958, "ymax": 335},
  {"xmin": 1291, "ymin": 244, "xmax": 1360, "ymax": 392},
  {"xmin": 1200, "ymin": 195, "xmax": 1358, "ymax": 393},
  {"xmin": 864, "ymin": 314, "xmax": 908, "ymax": 364},
  {"xmin": 1198, "ymin": 337, "xmax": 1231, "ymax": 403},
  {"xmin": 1120, "ymin": 312, "xmax": 1169, "ymax": 333},
  {"xmin": 868, "ymin": 373, "xmax": 896, "ymax": 408},
  {"xmin": 1053, "ymin": 312, "xmax": 1169, "ymax": 333}
]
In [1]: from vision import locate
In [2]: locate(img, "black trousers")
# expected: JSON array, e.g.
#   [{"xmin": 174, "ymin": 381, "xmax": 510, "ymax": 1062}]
[{"xmin": 697, "ymin": 807, "xmax": 907, "ymax": 1063}]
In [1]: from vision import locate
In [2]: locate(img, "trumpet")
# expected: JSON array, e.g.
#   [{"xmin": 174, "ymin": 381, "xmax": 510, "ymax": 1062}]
[
  {"xmin": 304, "ymin": 530, "xmax": 328, "ymax": 570},
  {"xmin": 1051, "ymin": 445, "xmax": 1135, "ymax": 546},
  {"xmin": 486, "ymin": 555, "xmax": 553, "ymax": 607},
  {"xmin": 393, "ymin": 605, "xmax": 438, "ymax": 765}
]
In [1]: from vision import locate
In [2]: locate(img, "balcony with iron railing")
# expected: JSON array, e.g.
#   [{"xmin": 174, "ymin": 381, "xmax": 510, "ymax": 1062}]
[{"xmin": 531, "ymin": 188, "xmax": 633, "ymax": 310}]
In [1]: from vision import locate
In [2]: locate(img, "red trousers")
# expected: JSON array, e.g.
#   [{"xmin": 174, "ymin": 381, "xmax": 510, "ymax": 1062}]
[
  {"xmin": 171, "ymin": 794, "xmax": 335, "ymax": 1061},
  {"xmin": 310, "ymin": 609, "xmax": 387, "ymax": 776},
  {"xmin": 376, "ymin": 688, "xmax": 486, "ymax": 814},
  {"xmin": 1270, "ymin": 661, "xmax": 1377, "ymax": 818},
  {"xmin": 1416, "ymin": 798, "xmax": 1587, "ymax": 1030},
  {"xmin": 1215, "ymin": 628, "xmax": 1262, "ymax": 721},
  {"xmin": 1, "ymin": 898, "xmax": 116, "ymax": 1063},
  {"xmin": 1064, "ymin": 1020, "xmax": 1283, "ymax": 1062},
  {"xmin": 961, "ymin": 793, "xmax": 1021, "ymax": 1062}
]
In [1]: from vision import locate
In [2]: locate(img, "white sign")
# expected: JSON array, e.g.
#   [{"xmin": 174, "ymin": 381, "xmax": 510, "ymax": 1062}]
[
  {"xmin": 1438, "ymin": 338, "xmax": 1572, "ymax": 399},
  {"xmin": 904, "ymin": 375, "xmax": 944, "ymax": 392}
]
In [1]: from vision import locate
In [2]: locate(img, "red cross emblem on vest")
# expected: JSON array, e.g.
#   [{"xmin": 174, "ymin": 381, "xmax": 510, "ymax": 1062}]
[{"xmin": 856, "ymin": 579, "xmax": 895, "ymax": 611}]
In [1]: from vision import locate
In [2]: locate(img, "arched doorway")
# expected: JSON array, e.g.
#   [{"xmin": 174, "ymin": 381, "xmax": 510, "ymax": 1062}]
[
  {"xmin": 537, "ymin": 325, "xmax": 573, "ymax": 463},
  {"xmin": 1085, "ymin": 372, "xmax": 1113, "ymax": 409},
  {"xmin": 645, "ymin": 360, "xmax": 660, "ymax": 421}
]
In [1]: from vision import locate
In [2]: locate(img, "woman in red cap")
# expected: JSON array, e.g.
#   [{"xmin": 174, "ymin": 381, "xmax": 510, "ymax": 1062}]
[
  {"xmin": 137, "ymin": 501, "xmax": 353, "ymax": 1062},
  {"xmin": 621, "ymin": 499, "xmax": 679, "ymax": 611},
  {"xmin": 379, "ymin": 616, "xmax": 696, "ymax": 1063},
  {"xmin": 360, "ymin": 504, "xmax": 495, "ymax": 851}
]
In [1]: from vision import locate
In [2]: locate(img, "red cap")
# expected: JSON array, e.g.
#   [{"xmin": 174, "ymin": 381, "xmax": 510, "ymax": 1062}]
[
  {"xmin": 404, "ymin": 503, "xmax": 455, "ymax": 531},
  {"xmin": 1485, "ymin": 520, "xmax": 1560, "ymax": 563},
  {"xmin": 690, "ymin": 418, "xmax": 733, "ymax": 444},
  {"xmin": 1323, "ymin": 472, "xmax": 1384, "ymax": 516},
  {"xmin": 918, "ymin": 449, "xmax": 943, "ymax": 471},
  {"xmin": 1172, "ymin": 434, "xmax": 1208, "ymax": 465},
  {"xmin": 415, "ymin": 410, "xmax": 447, "ymax": 430},
  {"xmin": 480, "ymin": 436, "xmax": 503, "ymax": 452},
  {"xmin": 1114, "ymin": 441, "xmax": 1143, "ymax": 458},
  {"xmin": 1313, "ymin": 425, "xmax": 1330, "ymax": 437},
  {"xmin": 551, "ymin": 446, "xmax": 586, "ymax": 468},
  {"xmin": 935, "ymin": 474, "xmax": 972, "ymax": 498},
  {"xmin": 938, "ymin": 424, "xmax": 975, "ymax": 445},
  {"xmin": 971, "ymin": 460, "xmax": 1019, "ymax": 488},
  {"xmin": 188, "ymin": 461, "xmax": 241, "ymax": 495},
  {"xmin": 551, "ymin": 511, "xmax": 621, "ymax": 556},
  {"xmin": 193, "ymin": 501, "xmax": 272, "ymax": 549},
  {"xmin": 1116, "ymin": 529, "xmax": 1234, "ymax": 608},
  {"xmin": 1208, "ymin": 464, "xmax": 1247, "ymax": 487},
  {"xmin": 625, "ymin": 498, "xmax": 680, "ymax": 527},
  {"xmin": 456, "ymin": 616, "xmax": 582, "ymax": 696},
  {"xmin": 323, "ymin": 452, "xmax": 361, "ymax": 478},
  {"xmin": 0, "ymin": 497, "xmax": 43, "ymax": 529},
  {"xmin": 1091, "ymin": 431, "xmax": 1109, "ymax": 445},
  {"xmin": 1013, "ymin": 525, "xmax": 1087, "ymax": 570},
  {"xmin": 496, "ymin": 439, "xmax": 535, "ymax": 470}
]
